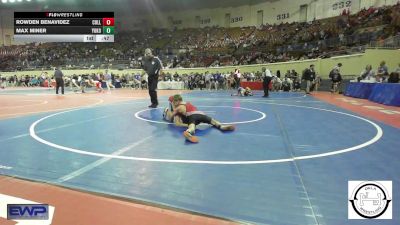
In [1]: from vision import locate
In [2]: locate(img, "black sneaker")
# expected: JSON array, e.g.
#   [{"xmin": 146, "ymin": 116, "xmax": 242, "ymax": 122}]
[{"xmin": 148, "ymin": 104, "xmax": 158, "ymax": 108}]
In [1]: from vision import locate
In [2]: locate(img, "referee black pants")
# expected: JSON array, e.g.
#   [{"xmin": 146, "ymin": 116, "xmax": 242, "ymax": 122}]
[
  {"xmin": 148, "ymin": 75, "xmax": 159, "ymax": 105},
  {"xmin": 263, "ymin": 77, "xmax": 271, "ymax": 97},
  {"xmin": 235, "ymin": 78, "xmax": 240, "ymax": 89},
  {"xmin": 56, "ymin": 78, "xmax": 64, "ymax": 95}
]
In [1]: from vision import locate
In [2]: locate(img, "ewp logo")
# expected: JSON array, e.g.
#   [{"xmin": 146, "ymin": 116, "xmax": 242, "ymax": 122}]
[{"xmin": 7, "ymin": 204, "xmax": 49, "ymax": 220}]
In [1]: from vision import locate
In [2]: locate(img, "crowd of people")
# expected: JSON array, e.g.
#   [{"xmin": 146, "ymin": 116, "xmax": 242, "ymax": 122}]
[
  {"xmin": 357, "ymin": 61, "xmax": 400, "ymax": 83},
  {"xmin": 1, "ymin": 61, "xmax": 398, "ymax": 94},
  {"xmin": 1, "ymin": 4, "xmax": 399, "ymax": 72},
  {"xmin": 1, "ymin": 3, "xmax": 399, "ymax": 92},
  {"xmin": 0, "ymin": 66, "xmax": 316, "ymax": 93},
  {"xmin": 0, "ymin": 69, "xmax": 276, "ymax": 91}
]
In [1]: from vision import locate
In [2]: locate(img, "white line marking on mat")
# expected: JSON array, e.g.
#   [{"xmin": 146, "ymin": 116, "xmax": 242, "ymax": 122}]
[
  {"xmin": 30, "ymin": 102, "xmax": 383, "ymax": 165},
  {"xmin": 57, "ymin": 136, "xmax": 153, "ymax": 183}
]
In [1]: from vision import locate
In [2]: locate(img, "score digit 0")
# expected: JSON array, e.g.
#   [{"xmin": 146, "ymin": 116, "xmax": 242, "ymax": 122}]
[
  {"xmin": 102, "ymin": 18, "xmax": 114, "ymax": 26},
  {"xmin": 103, "ymin": 26, "xmax": 115, "ymax": 34}
]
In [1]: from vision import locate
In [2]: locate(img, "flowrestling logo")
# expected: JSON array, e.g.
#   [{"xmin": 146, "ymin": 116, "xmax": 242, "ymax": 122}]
[{"xmin": 348, "ymin": 181, "xmax": 392, "ymax": 219}]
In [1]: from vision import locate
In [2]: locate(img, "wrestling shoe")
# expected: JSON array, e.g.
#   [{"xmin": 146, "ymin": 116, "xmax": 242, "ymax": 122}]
[
  {"xmin": 220, "ymin": 125, "xmax": 235, "ymax": 131},
  {"xmin": 183, "ymin": 131, "xmax": 199, "ymax": 143}
]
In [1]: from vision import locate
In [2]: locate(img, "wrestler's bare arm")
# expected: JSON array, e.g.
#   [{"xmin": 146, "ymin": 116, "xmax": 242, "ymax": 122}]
[{"xmin": 174, "ymin": 116, "xmax": 188, "ymax": 127}]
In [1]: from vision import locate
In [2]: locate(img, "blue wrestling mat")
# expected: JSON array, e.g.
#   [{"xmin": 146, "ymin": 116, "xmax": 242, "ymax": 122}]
[{"xmin": 0, "ymin": 91, "xmax": 398, "ymax": 225}]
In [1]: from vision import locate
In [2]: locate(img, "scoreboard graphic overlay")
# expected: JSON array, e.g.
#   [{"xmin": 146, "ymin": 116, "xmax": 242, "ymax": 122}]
[{"xmin": 14, "ymin": 12, "xmax": 114, "ymax": 42}]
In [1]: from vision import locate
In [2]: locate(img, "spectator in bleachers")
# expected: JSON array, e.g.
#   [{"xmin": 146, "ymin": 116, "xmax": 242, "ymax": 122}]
[
  {"xmin": 293, "ymin": 78, "xmax": 301, "ymax": 91},
  {"xmin": 226, "ymin": 73, "xmax": 234, "ymax": 89},
  {"xmin": 291, "ymin": 70, "xmax": 298, "ymax": 79},
  {"xmin": 358, "ymin": 65, "xmax": 375, "ymax": 81},
  {"xmin": 173, "ymin": 72, "xmax": 180, "ymax": 81},
  {"xmin": 8, "ymin": 75, "xmax": 14, "ymax": 87},
  {"xmin": 0, "ymin": 75, "xmax": 5, "ymax": 89},
  {"xmin": 0, "ymin": 4, "xmax": 399, "ymax": 74},
  {"xmin": 104, "ymin": 70, "xmax": 115, "ymax": 91},
  {"xmin": 276, "ymin": 70, "xmax": 281, "ymax": 79},
  {"xmin": 217, "ymin": 72, "xmax": 225, "ymax": 90},
  {"xmin": 12, "ymin": 75, "xmax": 18, "ymax": 87},
  {"xmin": 205, "ymin": 71, "xmax": 211, "ymax": 90},
  {"xmin": 281, "ymin": 76, "xmax": 292, "ymax": 92},
  {"xmin": 29, "ymin": 76, "xmax": 39, "ymax": 86},
  {"xmin": 388, "ymin": 72, "xmax": 399, "ymax": 83},
  {"xmin": 130, "ymin": 73, "xmax": 140, "ymax": 89},
  {"xmin": 211, "ymin": 72, "xmax": 219, "ymax": 90},
  {"xmin": 120, "ymin": 75, "xmax": 128, "ymax": 87},
  {"xmin": 272, "ymin": 75, "xmax": 282, "ymax": 91},
  {"xmin": 284, "ymin": 70, "xmax": 291, "ymax": 78},
  {"xmin": 376, "ymin": 61, "xmax": 389, "ymax": 82},
  {"xmin": 302, "ymin": 64, "xmax": 316, "ymax": 94},
  {"xmin": 141, "ymin": 72, "xmax": 148, "ymax": 89},
  {"xmin": 25, "ymin": 75, "xmax": 30, "ymax": 87},
  {"xmin": 199, "ymin": 75, "xmax": 205, "ymax": 90}
]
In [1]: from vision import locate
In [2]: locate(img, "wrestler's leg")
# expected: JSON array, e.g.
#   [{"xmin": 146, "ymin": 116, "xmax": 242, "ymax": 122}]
[
  {"xmin": 210, "ymin": 119, "xmax": 235, "ymax": 131},
  {"xmin": 184, "ymin": 123, "xmax": 199, "ymax": 143}
]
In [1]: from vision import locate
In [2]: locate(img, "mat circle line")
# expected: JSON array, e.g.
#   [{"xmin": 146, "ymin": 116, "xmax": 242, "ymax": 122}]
[
  {"xmin": 134, "ymin": 106, "xmax": 266, "ymax": 125},
  {"xmin": 29, "ymin": 102, "xmax": 383, "ymax": 165}
]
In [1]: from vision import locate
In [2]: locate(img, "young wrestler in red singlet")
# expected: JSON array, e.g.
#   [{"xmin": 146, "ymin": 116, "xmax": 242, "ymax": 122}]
[{"xmin": 170, "ymin": 94, "xmax": 235, "ymax": 143}]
